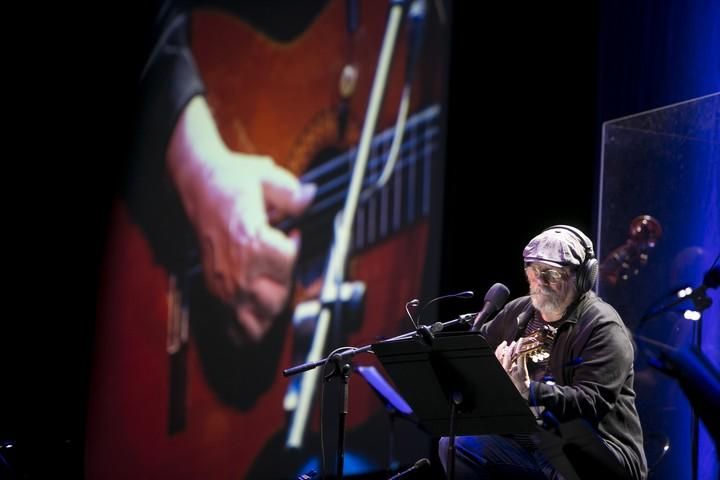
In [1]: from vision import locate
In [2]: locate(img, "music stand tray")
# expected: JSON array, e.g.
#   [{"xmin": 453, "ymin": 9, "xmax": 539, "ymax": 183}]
[{"xmin": 372, "ymin": 331, "xmax": 536, "ymax": 437}]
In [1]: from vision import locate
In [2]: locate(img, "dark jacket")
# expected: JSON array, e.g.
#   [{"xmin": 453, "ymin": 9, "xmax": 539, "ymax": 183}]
[{"xmin": 480, "ymin": 291, "xmax": 648, "ymax": 480}]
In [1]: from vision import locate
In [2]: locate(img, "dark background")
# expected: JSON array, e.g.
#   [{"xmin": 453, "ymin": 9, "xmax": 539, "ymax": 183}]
[
  {"xmin": 439, "ymin": 1, "xmax": 597, "ymax": 318},
  {"xmin": 2, "ymin": 0, "xmax": 717, "ymax": 477}
]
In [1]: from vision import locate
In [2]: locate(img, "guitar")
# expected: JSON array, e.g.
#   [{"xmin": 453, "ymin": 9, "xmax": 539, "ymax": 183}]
[
  {"xmin": 86, "ymin": 2, "xmax": 449, "ymax": 479},
  {"xmin": 512, "ymin": 324, "xmax": 557, "ymax": 364}
]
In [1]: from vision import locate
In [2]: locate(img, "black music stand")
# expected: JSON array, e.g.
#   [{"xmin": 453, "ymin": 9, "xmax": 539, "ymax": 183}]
[
  {"xmin": 355, "ymin": 365, "xmax": 415, "ymax": 472},
  {"xmin": 372, "ymin": 331, "xmax": 537, "ymax": 480}
]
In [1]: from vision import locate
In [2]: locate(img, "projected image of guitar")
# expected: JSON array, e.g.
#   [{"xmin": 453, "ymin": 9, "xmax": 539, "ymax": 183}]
[{"xmin": 86, "ymin": 2, "xmax": 449, "ymax": 479}]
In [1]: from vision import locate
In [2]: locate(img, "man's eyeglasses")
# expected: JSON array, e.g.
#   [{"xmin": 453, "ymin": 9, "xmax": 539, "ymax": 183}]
[{"xmin": 525, "ymin": 264, "xmax": 567, "ymax": 285}]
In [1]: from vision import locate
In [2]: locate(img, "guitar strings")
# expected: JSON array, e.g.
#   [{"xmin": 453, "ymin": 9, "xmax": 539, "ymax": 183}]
[
  {"xmin": 299, "ymin": 105, "xmax": 439, "ymax": 184},
  {"xmin": 282, "ymin": 130, "xmax": 440, "ymax": 230},
  {"xmin": 275, "ymin": 106, "xmax": 440, "ymax": 232}
]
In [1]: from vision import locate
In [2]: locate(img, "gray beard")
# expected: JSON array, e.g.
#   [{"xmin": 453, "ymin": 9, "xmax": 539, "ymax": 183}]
[{"xmin": 530, "ymin": 285, "xmax": 569, "ymax": 318}]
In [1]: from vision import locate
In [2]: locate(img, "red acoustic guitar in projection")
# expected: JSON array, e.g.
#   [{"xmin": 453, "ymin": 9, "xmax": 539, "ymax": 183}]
[{"xmin": 86, "ymin": 2, "xmax": 449, "ymax": 479}]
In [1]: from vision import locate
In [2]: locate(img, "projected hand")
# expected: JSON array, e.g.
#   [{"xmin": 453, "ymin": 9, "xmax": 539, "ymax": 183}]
[{"xmin": 168, "ymin": 96, "xmax": 315, "ymax": 342}]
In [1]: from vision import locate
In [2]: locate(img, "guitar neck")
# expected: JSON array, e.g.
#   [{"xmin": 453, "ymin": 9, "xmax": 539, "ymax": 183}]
[{"xmin": 280, "ymin": 104, "xmax": 441, "ymax": 252}]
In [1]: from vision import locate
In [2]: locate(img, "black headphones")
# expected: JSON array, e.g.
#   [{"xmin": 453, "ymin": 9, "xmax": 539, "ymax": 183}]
[{"xmin": 543, "ymin": 225, "xmax": 599, "ymax": 293}]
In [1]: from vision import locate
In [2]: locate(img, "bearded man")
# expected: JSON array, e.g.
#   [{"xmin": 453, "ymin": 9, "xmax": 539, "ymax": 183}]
[{"xmin": 438, "ymin": 225, "xmax": 648, "ymax": 480}]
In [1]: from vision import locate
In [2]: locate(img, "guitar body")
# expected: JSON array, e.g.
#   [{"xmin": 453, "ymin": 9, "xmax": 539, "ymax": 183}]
[{"xmin": 86, "ymin": 2, "xmax": 447, "ymax": 479}]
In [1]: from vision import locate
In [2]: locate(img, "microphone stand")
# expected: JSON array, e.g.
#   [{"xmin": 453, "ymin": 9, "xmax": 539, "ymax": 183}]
[
  {"xmin": 638, "ymin": 263, "xmax": 718, "ymax": 480},
  {"xmin": 283, "ymin": 314, "xmax": 477, "ymax": 479},
  {"xmin": 688, "ymin": 265, "xmax": 718, "ymax": 480}
]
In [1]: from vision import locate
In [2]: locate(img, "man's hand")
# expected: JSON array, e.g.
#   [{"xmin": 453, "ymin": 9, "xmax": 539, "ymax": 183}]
[
  {"xmin": 168, "ymin": 96, "xmax": 315, "ymax": 343},
  {"xmin": 495, "ymin": 340, "xmax": 530, "ymax": 400}
]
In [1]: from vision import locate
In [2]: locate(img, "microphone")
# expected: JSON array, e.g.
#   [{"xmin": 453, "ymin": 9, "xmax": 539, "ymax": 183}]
[
  {"xmin": 416, "ymin": 290, "xmax": 474, "ymax": 326},
  {"xmin": 405, "ymin": 298, "xmax": 420, "ymax": 329},
  {"xmin": 389, "ymin": 458, "xmax": 431, "ymax": 479},
  {"xmin": 471, "ymin": 283, "xmax": 510, "ymax": 331},
  {"xmin": 692, "ymin": 264, "xmax": 720, "ymax": 312}
]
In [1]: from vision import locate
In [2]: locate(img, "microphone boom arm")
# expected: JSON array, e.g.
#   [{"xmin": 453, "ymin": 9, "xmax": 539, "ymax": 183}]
[{"xmin": 283, "ymin": 313, "xmax": 480, "ymax": 380}]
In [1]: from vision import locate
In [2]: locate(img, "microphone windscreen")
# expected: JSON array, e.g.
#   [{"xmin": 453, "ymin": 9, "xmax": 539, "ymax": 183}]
[{"xmin": 484, "ymin": 283, "xmax": 510, "ymax": 310}]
